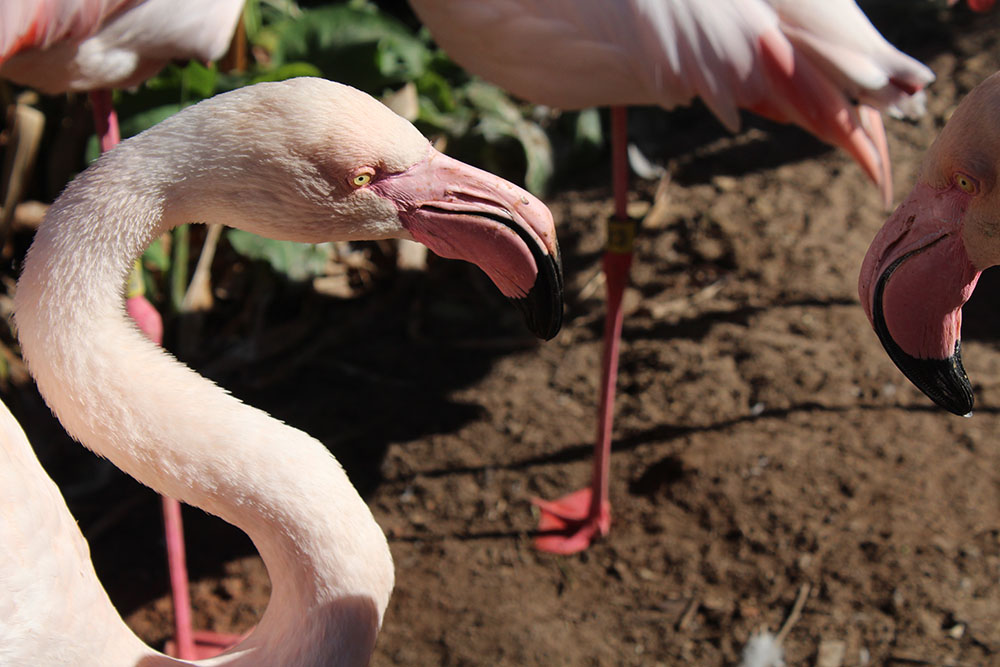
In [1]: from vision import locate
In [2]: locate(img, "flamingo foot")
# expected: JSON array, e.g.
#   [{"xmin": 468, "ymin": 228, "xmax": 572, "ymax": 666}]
[
  {"xmin": 165, "ymin": 630, "xmax": 248, "ymax": 659},
  {"xmin": 532, "ymin": 488, "xmax": 611, "ymax": 555}
]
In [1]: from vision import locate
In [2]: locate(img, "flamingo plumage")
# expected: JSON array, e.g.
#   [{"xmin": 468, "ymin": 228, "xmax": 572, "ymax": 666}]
[
  {"xmin": 1, "ymin": 1, "xmax": 245, "ymax": 657},
  {"xmin": 407, "ymin": 0, "xmax": 936, "ymax": 554},
  {"xmin": 859, "ymin": 70, "xmax": 1000, "ymax": 417},
  {"xmin": 1, "ymin": 77, "xmax": 563, "ymax": 666},
  {"xmin": 0, "ymin": 0, "xmax": 242, "ymax": 94}
]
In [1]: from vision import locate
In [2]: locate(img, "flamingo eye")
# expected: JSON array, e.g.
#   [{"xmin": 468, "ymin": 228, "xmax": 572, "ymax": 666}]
[
  {"xmin": 955, "ymin": 173, "xmax": 978, "ymax": 194},
  {"xmin": 351, "ymin": 170, "xmax": 374, "ymax": 188}
]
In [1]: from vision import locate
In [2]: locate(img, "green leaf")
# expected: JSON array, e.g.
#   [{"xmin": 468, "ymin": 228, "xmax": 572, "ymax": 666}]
[
  {"xmin": 414, "ymin": 70, "xmax": 457, "ymax": 113},
  {"xmin": 141, "ymin": 61, "xmax": 217, "ymax": 101},
  {"xmin": 475, "ymin": 113, "xmax": 517, "ymax": 144},
  {"xmin": 575, "ymin": 108, "xmax": 603, "ymax": 150},
  {"xmin": 465, "ymin": 81, "xmax": 523, "ymax": 125},
  {"xmin": 171, "ymin": 225, "xmax": 190, "ymax": 312},
  {"xmin": 226, "ymin": 229, "xmax": 333, "ymax": 281},
  {"xmin": 0, "ymin": 349, "xmax": 9, "ymax": 384},
  {"xmin": 269, "ymin": 4, "xmax": 431, "ymax": 91},
  {"xmin": 416, "ymin": 94, "xmax": 472, "ymax": 136},
  {"xmin": 373, "ymin": 33, "xmax": 428, "ymax": 81},
  {"xmin": 464, "ymin": 81, "xmax": 553, "ymax": 195},
  {"xmin": 514, "ymin": 121, "xmax": 554, "ymax": 197},
  {"xmin": 242, "ymin": 0, "xmax": 263, "ymax": 44},
  {"xmin": 86, "ymin": 102, "xmax": 191, "ymax": 162},
  {"xmin": 180, "ymin": 61, "xmax": 219, "ymax": 100},
  {"xmin": 143, "ymin": 237, "xmax": 170, "ymax": 273},
  {"xmin": 248, "ymin": 62, "xmax": 323, "ymax": 84},
  {"xmin": 120, "ymin": 104, "xmax": 191, "ymax": 137}
]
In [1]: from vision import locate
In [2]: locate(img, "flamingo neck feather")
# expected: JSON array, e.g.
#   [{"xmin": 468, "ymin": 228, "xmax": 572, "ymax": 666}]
[{"xmin": 14, "ymin": 83, "xmax": 397, "ymax": 666}]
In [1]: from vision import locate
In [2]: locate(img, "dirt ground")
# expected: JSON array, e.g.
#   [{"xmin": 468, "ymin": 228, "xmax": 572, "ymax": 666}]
[{"xmin": 6, "ymin": 4, "xmax": 1000, "ymax": 666}]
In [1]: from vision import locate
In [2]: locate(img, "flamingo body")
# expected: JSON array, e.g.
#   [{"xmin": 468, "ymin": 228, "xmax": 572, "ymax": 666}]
[
  {"xmin": 3, "ymin": 77, "xmax": 562, "ymax": 666},
  {"xmin": 0, "ymin": 399, "xmax": 145, "ymax": 664},
  {"xmin": 409, "ymin": 0, "xmax": 936, "ymax": 203}
]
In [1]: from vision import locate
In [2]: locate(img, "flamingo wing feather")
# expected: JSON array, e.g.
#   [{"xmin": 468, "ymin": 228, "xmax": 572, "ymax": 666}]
[
  {"xmin": 0, "ymin": 0, "xmax": 131, "ymax": 63},
  {"xmin": 409, "ymin": 0, "xmax": 935, "ymax": 204},
  {"xmin": 0, "ymin": 0, "xmax": 242, "ymax": 93}
]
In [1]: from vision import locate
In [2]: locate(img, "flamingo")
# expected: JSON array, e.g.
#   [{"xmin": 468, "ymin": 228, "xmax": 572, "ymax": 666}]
[
  {"xmin": 1, "ymin": 0, "xmax": 245, "ymax": 657},
  {"xmin": 2, "ymin": 76, "xmax": 563, "ymax": 665},
  {"xmin": 858, "ymin": 70, "xmax": 1000, "ymax": 417},
  {"xmin": 407, "ymin": 0, "xmax": 937, "ymax": 554}
]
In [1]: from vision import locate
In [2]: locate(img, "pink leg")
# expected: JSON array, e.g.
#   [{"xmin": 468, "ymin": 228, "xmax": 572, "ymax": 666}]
[
  {"xmin": 124, "ymin": 277, "xmax": 210, "ymax": 659},
  {"xmin": 161, "ymin": 496, "xmax": 248, "ymax": 659},
  {"xmin": 88, "ymin": 90, "xmax": 120, "ymax": 153},
  {"xmin": 533, "ymin": 106, "xmax": 632, "ymax": 554},
  {"xmin": 92, "ymin": 91, "xmax": 240, "ymax": 658},
  {"xmin": 161, "ymin": 496, "xmax": 196, "ymax": 658}
]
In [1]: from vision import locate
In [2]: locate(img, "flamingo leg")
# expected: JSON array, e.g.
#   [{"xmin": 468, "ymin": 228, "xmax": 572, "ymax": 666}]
[
  {"xmin": 91, "ymin": 90, "xmax": 240, "ymax": 659},
  {"xmin": 533, "ymin": 106, "xmax": 631, "ymax": 554},
  {"xmin": 89, "ymin": 89, "xmax": 120, "ymax": 153},
  {"xmin": 161, "ymin": 496, "xmax": 196, "ymax": 658},
  {"xmin": 161, "ymin": 496, "xmax": 249, "ymax": 659}
]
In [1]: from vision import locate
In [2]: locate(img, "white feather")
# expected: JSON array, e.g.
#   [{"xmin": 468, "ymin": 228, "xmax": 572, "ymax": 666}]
[{"xmin": 738, "ymin": 632, "xmax": 786, "ymax": 667}]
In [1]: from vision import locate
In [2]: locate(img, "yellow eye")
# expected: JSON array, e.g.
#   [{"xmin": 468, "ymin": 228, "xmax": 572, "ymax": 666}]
[
  {"xmin": 955, "ymin": 173, "xmax": 977, "ymax": 194},
  {"xmin": 352, "ymin": 172, "xmax": 373, "ymax": 187}
]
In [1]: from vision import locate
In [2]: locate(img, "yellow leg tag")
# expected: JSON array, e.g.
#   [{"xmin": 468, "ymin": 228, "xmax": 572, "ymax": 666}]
[{"xmin": 606, "ymin": 218, "xmax": 636, "ymax": 254}]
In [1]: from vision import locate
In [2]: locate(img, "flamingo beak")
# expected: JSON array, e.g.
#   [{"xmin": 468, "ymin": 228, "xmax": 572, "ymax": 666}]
[
  {"xmin": 858, "ymin": 183, "xmax": 980, "ymax": 415},
  {"xmin": 375, "ymin": 147, "xmax": 563, "ymax": 340}
]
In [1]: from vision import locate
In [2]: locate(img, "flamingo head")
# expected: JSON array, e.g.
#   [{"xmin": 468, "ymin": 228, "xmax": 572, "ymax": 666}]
[
  {"xmin": 369, "ymin": 148, "xmax": 563, "ymax": 340},
  {"xmin": 213, "ymin": 79, "xmax": 563, "ymax": 340},
  {"xmin": 858, "ymin": 72, "xmax": 1000, "ymax": 415}
]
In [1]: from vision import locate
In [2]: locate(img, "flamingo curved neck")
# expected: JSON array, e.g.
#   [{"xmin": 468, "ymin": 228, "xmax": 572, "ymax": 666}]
[{"xmin": 14, "ymin": 116, "xmax": 393, "ymax": 666}]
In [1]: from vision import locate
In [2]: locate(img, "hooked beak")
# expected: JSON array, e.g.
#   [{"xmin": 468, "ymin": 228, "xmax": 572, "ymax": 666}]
[
  {"xmin": 858, "ymin": 183, "xmax": 980, "ymax": 415},
  {"xmin": 375, "ymin": 146, "xmax": 563, "ymax": 340}
]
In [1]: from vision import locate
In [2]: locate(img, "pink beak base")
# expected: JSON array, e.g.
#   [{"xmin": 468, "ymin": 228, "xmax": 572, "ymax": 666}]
[
  {"xmin": 859, "ymin": 183, "xmax": 979, "ymax": 414},
  {"xmin": 375, "ymin": 147, "xmax": 563, "ymax": 340}
]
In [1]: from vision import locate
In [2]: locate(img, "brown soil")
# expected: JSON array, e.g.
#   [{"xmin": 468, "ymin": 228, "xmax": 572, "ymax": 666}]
[{"xmin": 6, "ymin": 5, "xmax": 1000, "ymax": 666}]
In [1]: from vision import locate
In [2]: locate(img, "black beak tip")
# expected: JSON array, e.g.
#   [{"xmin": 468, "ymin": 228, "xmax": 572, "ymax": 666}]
[
  {"xmin": 511, "ymin": 250, "xmax": 564, "ymax": 340},
  {"xmin": 872, "ymin": 267, "xmax": 974, "ymax": 416},
  {"xmin": 883, "ymin": 343, "xmax": 974, "ymax": 416}
]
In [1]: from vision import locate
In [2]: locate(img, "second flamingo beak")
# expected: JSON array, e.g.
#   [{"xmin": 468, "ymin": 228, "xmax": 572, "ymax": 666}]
[
  {"xmin": 858, "ymin": 183, "xmax": 980, "ymax": 415},
  {"xmin": 375, "ymin": 147, "xmax": 563, "ymax": 340}
]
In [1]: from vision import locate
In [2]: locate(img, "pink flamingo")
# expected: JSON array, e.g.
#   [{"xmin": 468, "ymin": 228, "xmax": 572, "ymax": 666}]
[
  {"xmin": 1, "ymin": 0, "xmax": 262, "ymax": 658},
  {"xmin": 2, "ymin": 76, "xmax": 562, "ymax": 665},
  {"xmin": 408, "ymin": 0, "xmax": 936, "ymax": 554},
  {"xmin": 859, "ymin": 70, "xmax": 1000, "ymax": 417}
]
